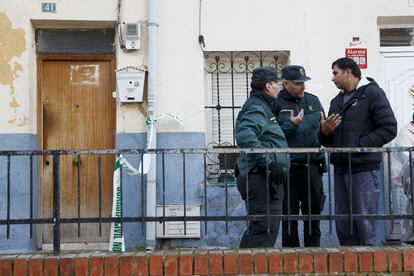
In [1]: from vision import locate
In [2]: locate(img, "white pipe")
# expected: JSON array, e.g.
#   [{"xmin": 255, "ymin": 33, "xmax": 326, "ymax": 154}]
[{"xmin": 145, "ymin": 0, "xmax": 157, "ymax": 251}]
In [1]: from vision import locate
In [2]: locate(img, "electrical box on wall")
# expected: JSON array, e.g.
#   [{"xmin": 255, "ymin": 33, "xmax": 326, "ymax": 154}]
[
  {"xmin": 124, "ymin": 22, "xmax": 141, "ymax": 50},
  {"xmin": 116, "ymin": 66, "xmax": 146, "ymax": 103},
  {"xmin": 155, "ymin": 205, "xmax": 201, "ymax": 239}
]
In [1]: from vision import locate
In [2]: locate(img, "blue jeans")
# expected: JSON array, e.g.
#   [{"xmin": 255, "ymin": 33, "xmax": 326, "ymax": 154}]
[{"xmin": 334, "ymin": 170, "xmax": 380, "ymax": 245}]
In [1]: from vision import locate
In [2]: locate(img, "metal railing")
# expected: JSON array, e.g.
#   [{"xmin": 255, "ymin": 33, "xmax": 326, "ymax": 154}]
[{"xmin": 0, "ymin": 147, "xmax": 413, "ymax": 254}]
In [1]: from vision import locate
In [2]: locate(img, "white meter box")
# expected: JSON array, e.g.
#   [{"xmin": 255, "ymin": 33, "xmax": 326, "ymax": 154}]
[
  {"xmin": 124, "ymin": 22, "xmax": 141, "ymax": 50},
  {"xmin": 156, "ymin": 205, "xmax": 201, "ymax": 239},
  {"xmin": 116, "ymin": 67, "xmax": 145, "ymax": 103}
]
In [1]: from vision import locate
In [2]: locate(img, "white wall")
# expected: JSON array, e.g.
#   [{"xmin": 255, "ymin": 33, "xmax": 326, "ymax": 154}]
[
  {"xmin": 1, "ymin": 0, "xmax": 414, "ymax": 134},
  {"xmin": 201, "ymin": 0, "xmax": 414, "ymax": 109}
]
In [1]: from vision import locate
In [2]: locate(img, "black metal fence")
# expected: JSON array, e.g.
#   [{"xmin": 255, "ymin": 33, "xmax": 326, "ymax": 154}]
[{"xmin": 0, "ymin": 147, "xmax": 413, "ymax": 254}]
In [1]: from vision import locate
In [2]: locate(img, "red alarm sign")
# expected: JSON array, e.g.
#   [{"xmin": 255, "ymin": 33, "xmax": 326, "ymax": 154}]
[{"xmin": 345, "ymin": 48, "xmax": 367, "ymax": 69}]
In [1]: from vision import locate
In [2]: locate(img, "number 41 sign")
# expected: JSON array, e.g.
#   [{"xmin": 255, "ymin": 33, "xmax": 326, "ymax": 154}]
[{"xmin": 42, "ymin": 3, "xmax": 56, "ymax": 13}]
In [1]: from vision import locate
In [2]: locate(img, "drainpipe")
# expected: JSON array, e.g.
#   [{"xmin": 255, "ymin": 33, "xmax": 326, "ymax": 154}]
[{"xmin": 146, "ymin": 0, "xmax": 158, "ymax": 251}]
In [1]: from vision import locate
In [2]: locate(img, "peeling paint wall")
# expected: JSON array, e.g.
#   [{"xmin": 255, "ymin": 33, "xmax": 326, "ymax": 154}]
[
  {"xmin": 0, "ymin": 12, "xmax": 27, "ymax": 128},
  {"xmin": 0, "ymin": 0, "xmax": 130, "ymax": 133}
]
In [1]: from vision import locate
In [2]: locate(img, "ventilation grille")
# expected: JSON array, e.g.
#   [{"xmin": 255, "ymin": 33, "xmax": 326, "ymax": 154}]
[
  {"xmin": 36, "ymin": 29, "xmax": 115, "ymax": 53},
  {"xmin": 380, "ymin": 28, "xmax": 414, "ymax": 47}
]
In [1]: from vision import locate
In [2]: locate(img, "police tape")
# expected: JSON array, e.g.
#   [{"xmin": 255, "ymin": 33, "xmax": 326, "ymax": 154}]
[
  {"xmin": 138, "ymin": 113, "xmax": 184, "ymax": 174},
  {"xmin": 110, "ymin": 114, "xmax": 183, "ymax": 251},
  {"xmin": 109, "ymin": 154, "xmax": 139, "ymax": 252}
]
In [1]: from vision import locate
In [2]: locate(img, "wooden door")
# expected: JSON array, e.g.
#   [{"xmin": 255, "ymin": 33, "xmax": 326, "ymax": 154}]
[{"xmin": 39, "ymin": 55, "xmax": 115, "ymax": 247}]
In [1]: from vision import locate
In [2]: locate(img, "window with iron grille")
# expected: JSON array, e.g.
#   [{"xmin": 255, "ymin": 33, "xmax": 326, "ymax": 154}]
[{"xmin": 204, "ymin": 51, "xmax": 290, "ymax": 181}]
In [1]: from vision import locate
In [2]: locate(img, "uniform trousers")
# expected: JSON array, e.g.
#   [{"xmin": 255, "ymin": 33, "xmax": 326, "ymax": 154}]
[
  {"xmin": 237, "ymin": 173, "xmax": 283, "ymax": 248},
  {"xmin": 282, "ymin": 162, "xmax": 325, "ymax": 247}
]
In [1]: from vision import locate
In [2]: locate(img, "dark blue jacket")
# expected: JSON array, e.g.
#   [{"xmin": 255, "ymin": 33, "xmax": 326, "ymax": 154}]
[
  {"xmin": 273, "ymin": 89, "xmax": 325, "ymax": 163},
  {"xmin": 320, "ymin": 77, "xmax": 397, "ymax": 173},
  {"xmin": 235, "ymin": 89, "xmax": 290, "ymax": 177}
]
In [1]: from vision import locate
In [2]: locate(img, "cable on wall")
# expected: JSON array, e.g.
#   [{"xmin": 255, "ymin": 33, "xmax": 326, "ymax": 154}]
[
  {"xmin": 117, "ymin": 0, "xmax": 137, "ymax": 53},
  {"xmin": 198, "ymin": 0, "xmax": 206, "ymax": 50}
]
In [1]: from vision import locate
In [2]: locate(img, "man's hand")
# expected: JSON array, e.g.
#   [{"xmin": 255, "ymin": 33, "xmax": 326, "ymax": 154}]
[
  {"xmin": 290, "ymin": 109, "xmax": 304, "ymax": 126},
  {"xmin": 269, "ymin": 162, "xmax": 285, "ymax": 186},
  {"xmin": 320, "ymin": 112, "xmax": 342, "ymax": 135}
]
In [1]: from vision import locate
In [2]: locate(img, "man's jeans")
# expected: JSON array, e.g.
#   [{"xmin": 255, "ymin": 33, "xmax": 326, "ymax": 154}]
[{"xmin": 334, "ymin": 170, "xmax": 380, "ymax": 245}]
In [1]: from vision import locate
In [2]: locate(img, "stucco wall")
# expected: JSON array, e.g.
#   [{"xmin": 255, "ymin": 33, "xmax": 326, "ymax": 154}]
[
  {"xmin": 200, "ymin": 0, "xmax": 414, "ymax": 109},
  {"xmin": 1, "ymin": 0, "xmax": 414, "ymax": 134},
  {"xmin": 0, "ymin": 0, "xmax": 413, "ymax": 252}
]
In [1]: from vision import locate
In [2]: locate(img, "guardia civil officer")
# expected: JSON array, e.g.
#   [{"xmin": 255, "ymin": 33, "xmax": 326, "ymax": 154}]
[
  {"xmin": 273, "ymin": 65, "xmax": 326, "ymax": 247},
  {"xmin": 235, "ymin": 66, "xmax": 289, "ymax": 248}
]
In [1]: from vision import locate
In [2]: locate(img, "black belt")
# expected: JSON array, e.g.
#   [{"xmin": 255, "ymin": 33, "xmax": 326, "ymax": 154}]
[
  {"xmin": 291, "ymin": 160, "xmax": 321, "ymax": 167},
  {"xmin": 249, "ymin": 166, "xmax": 268, "ymax": 175},
  {"xmin": 249, "ymin": 166, "xmax": 288, "ymax": 175}
]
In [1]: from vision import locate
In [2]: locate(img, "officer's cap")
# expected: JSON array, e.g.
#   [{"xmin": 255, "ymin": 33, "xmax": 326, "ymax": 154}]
[
  {"xmin": 252, "ymin": 67, "xmax": 283, "ymax": 83},
  {"xmin": 281, "ymin": 65, "xmax": 311, "ymax": 83}
]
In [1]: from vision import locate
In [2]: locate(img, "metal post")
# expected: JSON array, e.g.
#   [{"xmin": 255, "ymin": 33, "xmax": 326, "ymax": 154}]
[
  {"xmin": 265, "ymin": 153, "xmax": 270, "ymax": 234},
  {"xmin": 6, "ymin": 155, "xmax": 10, "ymax": 239},
  {"xmin": 224, "ymin": 152, "xmax": 228, "ymax": 234},
  {"xmin": 203, "ymin": 153, "xmax": 208, "ymax": 235},
  {"xmin": 409, "ymin": 151, "xmax": 414, "ymax": 229},
  {"xmin": 76, "ymin": 154, "xmax": 81, "ymax": 237},
  {"xmin": 307, "ymin": 153, "xmax": 312, "ymax": 236},
  {"xmin": 52, "ymin": 153, "xmax": 61, "ymax": 255},
  {"xmin": 182, "ymin": 151, "xmax": 187, "ymax": 236},
  {"xmin": 327, "ymin": 153, "xmax": 333, "ymax": 238},
  {"xmin": 30, "ymin": 154, "xmax": 34, "ymax": 239},
  {"xmin": 98, "ymin": 157, "xmax": 102, "ymax": 236},
  {"xmin": 348, "ymin": 152, "xmax": 353, "ymax": 235}
]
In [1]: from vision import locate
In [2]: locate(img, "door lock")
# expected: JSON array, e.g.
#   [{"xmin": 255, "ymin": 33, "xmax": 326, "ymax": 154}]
[{"xmin": 72, "ymin": 156, "xmax": 82, "ymax": 166}]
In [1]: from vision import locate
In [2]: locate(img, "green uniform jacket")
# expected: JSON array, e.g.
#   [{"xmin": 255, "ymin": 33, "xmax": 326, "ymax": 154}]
[
  {"xmin": 273, "ymin": 89, "xmax": 325, "ymax": 163},
  {"xmin": 235, "ymin": 89, "xmax": 290, "ymax": 177}
]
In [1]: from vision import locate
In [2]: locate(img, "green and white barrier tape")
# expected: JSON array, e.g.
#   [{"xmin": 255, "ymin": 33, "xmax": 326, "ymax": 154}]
[
  {"xmin": 110, "ymin": 113, "xmax": 183, "ymax": 251},
  {"xmin": 109, "ymin": 154, "xmax": 139, "ymax": 252},
  {"xmin": 138, "ymin": 113, "xmax": 184, "ymax": 174}
]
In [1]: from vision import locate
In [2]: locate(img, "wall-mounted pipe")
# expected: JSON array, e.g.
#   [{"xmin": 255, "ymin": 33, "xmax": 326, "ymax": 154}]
[{"xmin": 145, "ymin": 0, "xmax": 158, "ymax": 251}]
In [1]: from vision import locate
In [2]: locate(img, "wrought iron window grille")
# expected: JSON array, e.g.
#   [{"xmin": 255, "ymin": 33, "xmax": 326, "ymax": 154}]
[{"xmin": 204, "ymin": 51, "xmax": 290, "ymax": 181}]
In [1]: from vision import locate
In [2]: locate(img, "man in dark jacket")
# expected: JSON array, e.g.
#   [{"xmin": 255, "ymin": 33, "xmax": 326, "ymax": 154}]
[
  {"xmin": 320, "ymin": 57, "xmax": 397, "ymax": 245},
  {"xmin": 235, "ymin": 66, "xmax": 290, "ymax": 248},
  {"xmin": 273, "ymin": 65, "xmax": 326, "ymax": 247}
]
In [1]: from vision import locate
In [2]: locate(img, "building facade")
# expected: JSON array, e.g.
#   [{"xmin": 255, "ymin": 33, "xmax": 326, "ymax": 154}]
[{"xmin": 1, "ymin": 0, "xmax": 414, "ymax": 252}]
